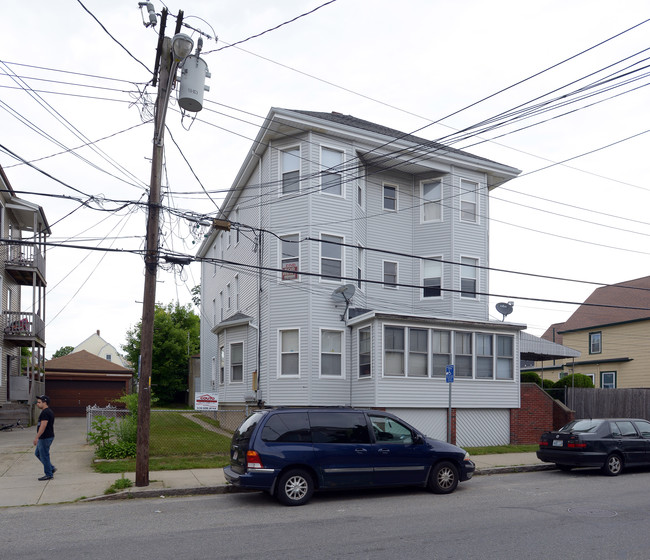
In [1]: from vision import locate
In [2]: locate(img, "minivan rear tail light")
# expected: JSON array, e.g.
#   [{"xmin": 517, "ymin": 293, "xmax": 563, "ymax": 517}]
[{"xmin": 246, "ymin": 450, "xmax": 264, "ymax": 469}]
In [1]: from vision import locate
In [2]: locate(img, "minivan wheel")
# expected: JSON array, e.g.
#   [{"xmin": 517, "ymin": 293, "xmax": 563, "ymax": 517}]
[
  {"xmin": 602, "ymin": 454, "xmax": 623, "ymax": 476},
  {"xmin": 428, "ymin": 461, "xmax": 459, "ymax": 494},
  {"xmin": 276, "ymin": 469, "xmax": 314, "ymax": 506}
]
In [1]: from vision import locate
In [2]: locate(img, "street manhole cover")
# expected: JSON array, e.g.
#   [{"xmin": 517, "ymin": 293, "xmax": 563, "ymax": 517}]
[{"xmin": 568, "ymin": 507, "xmax": 618, "ymax": 518}]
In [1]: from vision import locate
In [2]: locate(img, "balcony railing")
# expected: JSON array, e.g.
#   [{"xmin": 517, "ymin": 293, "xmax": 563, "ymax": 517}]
[
  {"xmin": 2, "ymin": 311, "xmax": 45, "ymax": 346},
  {"xmin": 5, "ymin": 243, "xmax": 46, "ymax": 285}
]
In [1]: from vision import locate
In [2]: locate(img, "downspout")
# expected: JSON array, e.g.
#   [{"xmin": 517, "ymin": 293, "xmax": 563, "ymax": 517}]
[{"xmin": 254, "ymin": 151, "xmax": 263, "ymax": 405}]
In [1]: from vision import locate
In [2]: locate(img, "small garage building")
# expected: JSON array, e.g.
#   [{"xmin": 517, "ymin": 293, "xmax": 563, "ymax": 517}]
[{"xmin": 44, "ymin": 350, "xmax": 133, "ymax": 416}]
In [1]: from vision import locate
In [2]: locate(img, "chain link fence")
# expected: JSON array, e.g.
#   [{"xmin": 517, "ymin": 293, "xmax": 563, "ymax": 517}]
[{"xmin": 85, "ymin": 405, "xmax": 253, "ymax": 458}]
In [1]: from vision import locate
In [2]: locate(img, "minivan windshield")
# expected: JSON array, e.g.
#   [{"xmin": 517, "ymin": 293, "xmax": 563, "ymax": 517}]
[{"xmin": 233, "ymin": 411, "xmax": 265, "ymax": 443}]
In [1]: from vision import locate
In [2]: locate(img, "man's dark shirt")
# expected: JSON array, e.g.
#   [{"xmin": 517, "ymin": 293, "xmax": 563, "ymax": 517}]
[{"xmin": 37, "ymin": 408, "xmax": 55, "ymax": 439}]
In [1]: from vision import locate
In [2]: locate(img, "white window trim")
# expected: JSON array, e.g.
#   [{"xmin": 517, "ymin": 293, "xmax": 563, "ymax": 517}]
[
  {"xmin": 420, "ymin": 178, "xmax": 443, "ymax": 223},
  {"xmin": 382, "ymin": 324, "xmax": 405, "ymax": 377},
  {"xmin": 357, "ymin": 245, "xmax": 365, "ymax": 293},
  {"xmin": 279, "ymin": 232, "xmax": 301, "ymax": 283},
  {"xmin": 382, "ymin": 260, "xmax": 398, "ymax": 289},
  {"xmin": 421, "ymin": 257, "xmax": 443, "ymax": 300},
  {"xmin": 319, "ymin": 327, "xmax": 345, "ymax": 378},
  {"xmin": 278, "ymin": 328, "xmax": 300, "ymax": 378},
  {"xmin": 319, "ymin": 145, "xmax": 345, "ymax": 198},
  {"xmin": 383, "ymin": 182, "xmax": 398, "ymax": 212},
  {"xmin": 234, "ymin": 274, "xmax": 239, "ymax": 311},
  {"xmin": 280, "ymin": 146, "xmax": 301, "ymax": 197},
  {"xmin": 459, "ymin": 178, "xmax": 479, "ymax": 224},
  {"xmin": 460, "ymin": 255, "xmax": 479, "ymax": 300},
  {"xmin": 358, "ymin": 326, "xmax": 372, "ymax": 379},
  {"xmin": 219, "ymin": 345, "xmax": 225, "ymax": 385},
  {"xmin": 229, "ymin": 341, "xmax": 245, "ymax": 384},
  {"xmin": 319, "ymin": 232, "xmax": 345, "ymax": 284}
]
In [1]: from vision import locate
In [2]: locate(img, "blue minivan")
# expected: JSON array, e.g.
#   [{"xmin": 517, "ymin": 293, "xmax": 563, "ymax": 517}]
[{"xmin": 224, "ymin": 407, "xmax": 475, "ymax": 505}]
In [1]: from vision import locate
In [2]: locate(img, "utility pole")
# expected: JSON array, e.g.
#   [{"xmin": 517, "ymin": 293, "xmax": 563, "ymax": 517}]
[{"xmin": 136, "ymin": 8, "xmax": 194, "ymax": 487}]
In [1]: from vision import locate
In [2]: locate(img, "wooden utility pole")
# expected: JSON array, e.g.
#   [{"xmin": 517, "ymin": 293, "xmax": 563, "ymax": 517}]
[{"xmin": 135, "ymin": 11, "xmax": 172, "ymax": 487}]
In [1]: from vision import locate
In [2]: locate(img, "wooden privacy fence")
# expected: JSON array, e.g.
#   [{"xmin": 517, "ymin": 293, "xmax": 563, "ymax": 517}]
[{"xmin": 564, "ymin": 388, "xmax": 650, "ymax": 420}]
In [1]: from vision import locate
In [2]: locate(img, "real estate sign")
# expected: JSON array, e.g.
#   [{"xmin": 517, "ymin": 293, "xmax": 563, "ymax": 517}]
[{"xmin": 194, "ymin": 392, "xmax": 219, "ymax": 411}]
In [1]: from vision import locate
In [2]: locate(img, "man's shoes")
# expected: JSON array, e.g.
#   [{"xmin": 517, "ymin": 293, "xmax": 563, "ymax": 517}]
[
  {"xmin": 52, "ymin": 467, "xmax": 57, "ymax": 474},
  {"xmin": 38, "ymin": 475, "xmax": 53, "ymax": 481}
]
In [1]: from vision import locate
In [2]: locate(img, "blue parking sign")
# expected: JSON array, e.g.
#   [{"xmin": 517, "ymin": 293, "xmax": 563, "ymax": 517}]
[{"xmin": 445, "ymin": 365, "xmax": 454, "ymax": 383}]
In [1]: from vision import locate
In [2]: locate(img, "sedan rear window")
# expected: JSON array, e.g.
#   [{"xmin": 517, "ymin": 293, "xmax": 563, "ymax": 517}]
[{"xmin": 560, "ymin": 419, "xmax": 601, "ymax": 433}]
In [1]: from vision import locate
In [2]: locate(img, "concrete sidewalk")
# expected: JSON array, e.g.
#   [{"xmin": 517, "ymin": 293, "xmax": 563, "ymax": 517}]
[{"xmin": 0, "ymin": 417, "xmax": 552, "ymax": 507}]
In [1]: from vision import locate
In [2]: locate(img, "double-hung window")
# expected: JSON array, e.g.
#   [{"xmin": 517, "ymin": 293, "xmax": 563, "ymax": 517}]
[
  {"xmin": 230, "ymin": 343, "xmax": 243, "ymax": 383},
  {"xmin": 460, "ymin": 179, "xmax": 478, "ymax": 223},
  {"xmin": 383, "ymin": 261, "xmax": 398, "ymax": 288},
  {"xmin": 384, "ymin": 326, "xmax": 405, "ymax": 376},
  {"xmin": 383, "ymin": 184, "xmax": 397, "ymax": 211},
  {"xmin": 408, "ymin": 328, "xmax": 428, "ymax": 377},
  {"xmin": 280, "ymin": 329, "xmax": 299, "ymax": 376},
  {"xmin": 321, "ymin": 147, "xmax": 343, "ymax": 196},
  {"xmin": 423, "ymin": 258, "xmax": 442, "ymax": 298},
  {"xmin": 219, "ymin": 346, "xmax": 225, "ymax": 384},
  {"xmin": 454, "ymin": 332, "xmax": 473, "ymax": 377},
  {"xmin": 281, "ymin": 148, "xmax": 300, "ymax": 194},
  {"xmin": 589, "ymin": 332, "xmax": 602, "ymax": 354},
  {"xmin": 357, "ymin": 246, "xmax": 364, "ymax": 290},
  {"xmin": 321, "ymin": 234, "xmax": 343, "ymax": 281},
  {"xmin": 281, "ymin": 234, "xmax": 300, "ymax": 280},
  {"xmin": 432, "ymin": 330, "xmax": 451, "ymax": 377},
  {"xmin": 421, "ymin": 179, "xmax": 442, "ymax": 222},
  {"xmin": 476, "ymin": 334, "xmax": 493, "ymax": 379},
  {"xmin": 359, "ymin": 327, "xmax": 371, "ymax": 378},
  {"xmin": 321, "ymin": 330, "xmax": 343, "ymax": 377},
  {"xmin": 496, "ymin": 335, "xmax": 514, "ymax": 379},
  {"xmin": 460, "ymin": 257, "xmax": 478, "ymax": 298}
]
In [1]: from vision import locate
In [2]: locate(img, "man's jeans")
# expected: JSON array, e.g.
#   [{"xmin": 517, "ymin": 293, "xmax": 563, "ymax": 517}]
[{"xmin": 35, "ymin": 437, "xmax": 55, "ymax": 477}]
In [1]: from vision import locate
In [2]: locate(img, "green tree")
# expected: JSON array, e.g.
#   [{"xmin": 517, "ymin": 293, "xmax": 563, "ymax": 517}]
[
  {"xmin": 52, "ymin": 346, "xmax": 75, "ymax": 359},
  {"xmin": 122, "ymin": 302, "xmax": 200, "ymax": 404},
  {"xmin": 191, "ymin": 285, "xmax": 201, "ymax": 308}
]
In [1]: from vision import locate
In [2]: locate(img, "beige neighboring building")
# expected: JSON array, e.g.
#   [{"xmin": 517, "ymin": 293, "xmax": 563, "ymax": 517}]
[
  {"xmin": 72, "ymin": 330, "xmax": 129, "ymax": 368},
  {"xmin": 525, "ymin": 276, "xmax": 650, "ymax": 388}
]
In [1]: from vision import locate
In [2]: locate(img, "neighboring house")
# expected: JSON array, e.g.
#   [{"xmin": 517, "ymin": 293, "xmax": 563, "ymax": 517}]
[
  {"xmin": 525, "ymin": 276, "xmax": 650, "ymax": 388},
  {"xmin": 44, "ymin": 350, "xmax": 133, "ymax": 416},
  {"xmin": 0, "ymin": 164, "xmax": 49, "ymax": 424},
  {"xmin": 72, "ymin": 329, "xmax": 130, "ymax": 368},
  {"xmin": 198, "ymin": 108, "xmax": 527, "ymax": 447}
]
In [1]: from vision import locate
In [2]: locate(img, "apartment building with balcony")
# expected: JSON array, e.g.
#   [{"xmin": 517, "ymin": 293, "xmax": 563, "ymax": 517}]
[{"xmin": 0, "ymin": 165, "xmax": 49, "ymax": 423}]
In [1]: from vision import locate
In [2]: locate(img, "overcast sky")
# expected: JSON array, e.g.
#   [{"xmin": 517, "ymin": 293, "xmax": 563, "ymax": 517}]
[{"xmin": 2, "ymin": 0, "xmax": 649, "ymax": 359}]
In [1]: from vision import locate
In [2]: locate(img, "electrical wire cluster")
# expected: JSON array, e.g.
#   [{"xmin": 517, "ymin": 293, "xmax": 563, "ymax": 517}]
[{"xmin": 0, "ymin": 2, "xmax": 648, "ymax": 335}]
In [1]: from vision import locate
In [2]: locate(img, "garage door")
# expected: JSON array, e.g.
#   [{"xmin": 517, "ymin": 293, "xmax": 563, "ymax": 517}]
[
  {"xmin": 45, "ymin": 379, "xmax": 127, "ymax": 416},
  {"xmin": 456, "ymin": 409, "xmax": 510, "ymax": 447}
]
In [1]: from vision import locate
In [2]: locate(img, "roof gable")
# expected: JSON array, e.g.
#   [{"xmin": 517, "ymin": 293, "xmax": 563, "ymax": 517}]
[
  {"xmin": 553, "ymin": 276, "xmax": 650, "ymax": 333},
  {"xmin": 45, "ymin": 350, "xmax": 133, "ymax": 373}
]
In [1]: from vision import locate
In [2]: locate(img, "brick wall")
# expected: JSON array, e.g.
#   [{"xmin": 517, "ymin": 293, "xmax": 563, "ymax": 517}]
[{"xmin": 510, "ymin": 383, "xmax": 559, "ymax": 445}]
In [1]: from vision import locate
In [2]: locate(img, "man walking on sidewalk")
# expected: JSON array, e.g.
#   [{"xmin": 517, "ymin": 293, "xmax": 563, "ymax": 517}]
[{"xmin": 33, "ymin": 395, "xmax": 56, "ymax": 481}]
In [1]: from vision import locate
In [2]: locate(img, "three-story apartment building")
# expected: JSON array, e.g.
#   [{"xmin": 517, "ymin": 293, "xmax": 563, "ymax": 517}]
[
  {"xmin": 0, "ymin": 165, "xmax": 49, "ymax": 423},
  {"xmin": 198, "ymin": 108, "xmax": 523, "ymax": 446}
]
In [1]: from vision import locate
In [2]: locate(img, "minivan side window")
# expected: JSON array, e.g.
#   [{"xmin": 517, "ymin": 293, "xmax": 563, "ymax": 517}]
[
  {"xmin": 309, "ymin": 412, "xmax": 371, "ymax": 444},
  {"xmin": 261, "ymin": 413, "xmax": 311, "ymax": 442},
  {"xmin": 370, "ymin": 415, "xmax": 414, "ymax": 444}
]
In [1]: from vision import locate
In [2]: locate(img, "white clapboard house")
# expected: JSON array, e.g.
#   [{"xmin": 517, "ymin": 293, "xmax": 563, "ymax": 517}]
[{"xmin": 197, "ymin": 108, "xmax": 525, "ymax": 446}]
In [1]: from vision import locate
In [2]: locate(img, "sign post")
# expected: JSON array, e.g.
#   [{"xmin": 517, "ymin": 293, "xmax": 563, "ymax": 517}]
[{"xmin": 445, "ymin": 365, "xmax": 454, "ymax": 443}]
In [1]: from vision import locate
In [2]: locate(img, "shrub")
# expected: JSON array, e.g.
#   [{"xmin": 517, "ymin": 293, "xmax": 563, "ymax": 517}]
[
  {"xmin": 521, "ymin": 372, "xmax": 542, "ymax": 386},
  {"xmin": 88, "ymin": 416, "xmax": 116, "ymax": 449},
  {"xmin": 542, "ymin": 378, "xmax": 555, "ymax": 389},
  {"xmin": 553, "ymin": 373, "xmax": 595, "ymax": 388}
]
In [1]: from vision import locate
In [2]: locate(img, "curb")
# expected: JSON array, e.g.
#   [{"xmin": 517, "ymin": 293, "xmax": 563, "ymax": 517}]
[
  {"xmin": 475, "ymin": 463, "xmax": 555, "ymax": 476},
  {"xmin": 86, "ymin": 464, "xmax": 556, "ymax": 501}
]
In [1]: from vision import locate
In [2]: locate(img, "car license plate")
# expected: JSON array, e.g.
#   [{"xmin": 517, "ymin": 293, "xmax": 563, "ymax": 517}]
[{"xmin": 552, "ymin": 440, "xmax": 563, "ymax": 447}]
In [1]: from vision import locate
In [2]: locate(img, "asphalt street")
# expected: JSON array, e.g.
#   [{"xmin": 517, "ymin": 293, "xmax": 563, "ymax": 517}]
[{"xmin": 3, "ymin": 468, "xmax": 650, "ymax": 560}]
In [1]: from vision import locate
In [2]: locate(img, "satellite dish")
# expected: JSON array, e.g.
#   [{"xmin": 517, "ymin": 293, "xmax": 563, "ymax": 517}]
[
  {"xmin": 331, "ymin": 283, "xmax": 356, "ymax": 303},
  {"xmin": 496, "ymin": 301, "xmax": 514, "ymax": 321}
]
